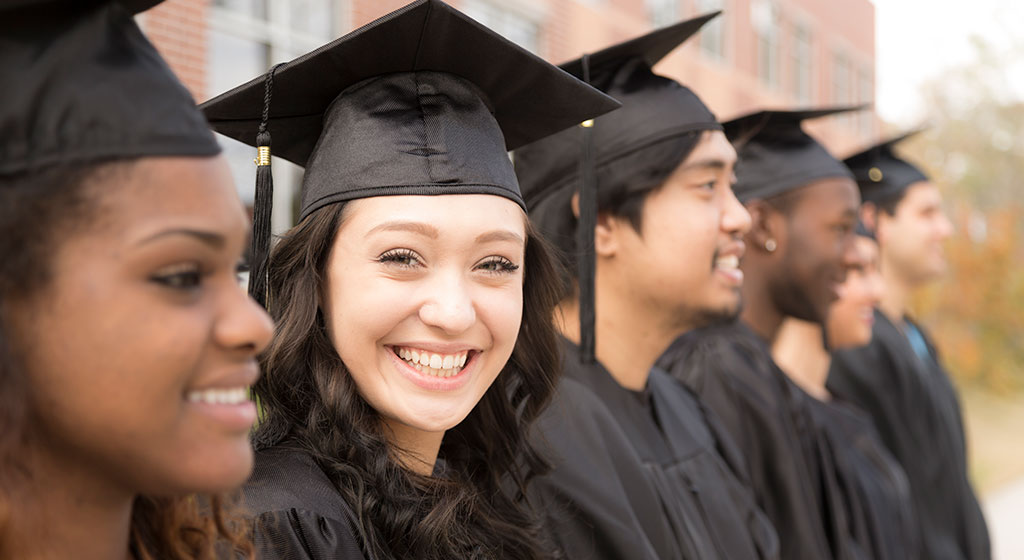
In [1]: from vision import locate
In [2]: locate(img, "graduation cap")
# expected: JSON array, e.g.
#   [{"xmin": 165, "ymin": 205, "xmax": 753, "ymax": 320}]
[
  {"xmin": 724, "ymin": 106, "xmax": 866, "ymax": 202},
  {"xmin": 0, "ymin": 0, "xmax": 220, "ymax": 176},
  {"xmin": 843, "ymin": 129, "xmax": 929, "ymax": 206},
  {"xmin": 200, "ymin": 0, "xmax": 620, "ymax": 307},
  {"xmin": 513, "ymin": 12, "xmax": 722, "ymax": 363}
]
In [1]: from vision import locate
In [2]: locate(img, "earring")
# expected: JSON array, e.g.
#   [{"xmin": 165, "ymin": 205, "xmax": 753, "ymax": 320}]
[{"xmin": 765, "ymin": 239, "xmax": 777, "ymax": 252}]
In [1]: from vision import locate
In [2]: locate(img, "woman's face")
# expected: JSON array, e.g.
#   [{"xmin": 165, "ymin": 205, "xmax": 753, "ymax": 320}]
[
  {"xmin": 324, "ymin": 194, "xmax": 526, "ymax": 439},
  {"xmin": 11, "ymin": 156, "xmax": 273, "ymax": 496},
  {"xmin": 826, "ymin": 236, "xmax": 884, "ymax": 349}
]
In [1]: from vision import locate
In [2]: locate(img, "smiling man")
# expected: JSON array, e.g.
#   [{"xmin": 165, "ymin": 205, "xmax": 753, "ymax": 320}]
[
  {"xmin": 513, "ymin": 14, "xmax": 779, "ymax": 560},
  {"xmin": 829, "ymin": 133, "xmax": 990, "ymax": 560},
  {"xmin": 657, "ymin": 108, "xmax": 866, "ymax": 560}
]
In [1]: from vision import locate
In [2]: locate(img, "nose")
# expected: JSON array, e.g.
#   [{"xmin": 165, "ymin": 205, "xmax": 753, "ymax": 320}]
[
  {"xmin": 216, "ymin": 280, "xmax": 274, "ymax": 356},
  {"xmin": 837, "ymin": 232, "xmax": 862, "ymax": 282},
  {"xmin": 937, "ymin": 211, "xmax": 954, "ymax": 241},
  {"xmin": 418, "ymin": 274, "xmax": 476, "ymax": 335},
  {"xmin": 722, "ymin": 187, "xmax": 752, "ymax": 236}
]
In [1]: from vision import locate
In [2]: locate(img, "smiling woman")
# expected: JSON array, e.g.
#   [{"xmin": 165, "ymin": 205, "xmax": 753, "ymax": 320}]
[
  {"xmin": 0, "ymin": 2, "xmax": 274, "ymax": 558},
  {"xmin": 197, "ymin": 1, "xmax": 620, "ymax": 558}
]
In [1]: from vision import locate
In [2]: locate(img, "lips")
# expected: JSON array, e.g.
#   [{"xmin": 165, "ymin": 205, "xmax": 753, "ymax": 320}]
[{"xmin": 387, "ymin": 345, "xmax": 478, "ymax": 392}]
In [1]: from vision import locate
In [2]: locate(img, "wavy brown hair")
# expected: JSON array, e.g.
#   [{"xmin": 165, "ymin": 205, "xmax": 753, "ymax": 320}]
[
  {"xmin": 0, "ymin": 162, "xmax": 253, "ymax": 559},
  {"xmin": 254, "ymin": 200, "xmax": 563, "ymax": 559}
]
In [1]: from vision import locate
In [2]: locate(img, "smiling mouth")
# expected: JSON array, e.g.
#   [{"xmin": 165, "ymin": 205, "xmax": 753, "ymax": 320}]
[
  {"xmin": 392, "ymin": 346, "xmax": 472, "ymax": 378},
  {"xmin": 186, "ymin": 387, "xmax": 251, "ymax": 405}
]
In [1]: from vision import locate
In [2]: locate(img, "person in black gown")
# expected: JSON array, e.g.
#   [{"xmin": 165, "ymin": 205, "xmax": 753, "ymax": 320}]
[
  {"xmin": 0, "ymin": 1, "xmax": 274, "ymax": 558},
  {"xmin": 200, "ymin": 1, "xmax": 619, "ymax": 558},
  {"xmin": 773, "ymin": 226, "xmax": 921, "ymax": 560},
  {"xmin": 828, "ymin": 132, "xmax": 991, "ymax": 560},
  {"xmin": 657, "ymin": 108, "xmax": 869, "ymax": 560},
  {"xmin": 512, "ymin": 14, "xmax": 779, "ymax": 560}
]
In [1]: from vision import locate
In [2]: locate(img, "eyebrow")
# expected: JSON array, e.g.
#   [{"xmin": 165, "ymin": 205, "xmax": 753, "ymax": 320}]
[
  {"xmin": 136, "ymin": 228, "xmax": 226, "ymax": 248},
  {"xmin": 475, "ymin": 230, "xmax": 525, "ymax": 245},
  {"xmin": 680, "ymin": 158, "xmax": 731, "ymax": 172},
  {"xmin": 366, "ymin": 221, "xmax": 440, "ymax": 239}
]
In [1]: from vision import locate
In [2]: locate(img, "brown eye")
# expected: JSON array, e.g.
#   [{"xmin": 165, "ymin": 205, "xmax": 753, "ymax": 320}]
[
  {"xmin": 378, "ymin": 249, "xmax": 422, "ymax": 268},
  {"xmin": 151, "ymin": 263, "xmax": 203, "ymax": 290},
  {"xmin": 476, "ymin": 256, "xmax": 519, "ymax": 275}
]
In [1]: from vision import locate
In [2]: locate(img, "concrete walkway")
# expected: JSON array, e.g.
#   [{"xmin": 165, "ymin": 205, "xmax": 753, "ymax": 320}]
[{"xmin": 986, "ymin": 477, "xmax": 1024, "ymax": 560}]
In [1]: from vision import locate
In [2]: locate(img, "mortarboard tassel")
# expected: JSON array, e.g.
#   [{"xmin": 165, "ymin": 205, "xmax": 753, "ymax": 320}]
[
  {"xmin": 248, "ymin": 63, "xmax": 284, "ymax": 309},
  {"xmin": 577, "ymin": 54, "xmax": 597, "ymax": 364}
]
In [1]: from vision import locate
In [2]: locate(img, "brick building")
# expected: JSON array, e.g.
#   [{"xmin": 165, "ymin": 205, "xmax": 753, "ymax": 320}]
[{"xmin": 140, "ymin": 0, "xmax": 877, "ymax": 229}]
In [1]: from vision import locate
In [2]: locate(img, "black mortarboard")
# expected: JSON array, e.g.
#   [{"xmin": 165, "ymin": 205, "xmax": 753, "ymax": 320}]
[
  {"xmin": 0, "ymin": 0, "xmax": 220, "ymax": 176},
  {"xmin": 200, "ymin": 0, "xmax": 620, "ymax": 306},
  {"xmin": 725, "ymin": 107, "xmax": 865, "ymax": 202},
  {"xmin": 513, "ymin": 13, "xmax": 722, "ymax": 363},
  {"xmin": 843, "ymin": 130, "xmax": 929, "ymax": 206}
]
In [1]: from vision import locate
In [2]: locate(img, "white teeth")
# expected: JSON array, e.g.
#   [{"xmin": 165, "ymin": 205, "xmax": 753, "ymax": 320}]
[
  {"xmin": 186, "ymin": 387, "xmax": 249, "ymax": 405},
  {"xmin": 716, "ymin": 255, "xmax": 739, "ymax": 270},
  {"xmin": 395, "ymin": 347, "xmax": 471, "ymax": 379}
]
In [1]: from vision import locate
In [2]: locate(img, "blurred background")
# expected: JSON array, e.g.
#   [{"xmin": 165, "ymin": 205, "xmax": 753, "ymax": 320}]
[{"xmin": 137, "ymin": 0, "xmax": 1023, "ymax": 556}]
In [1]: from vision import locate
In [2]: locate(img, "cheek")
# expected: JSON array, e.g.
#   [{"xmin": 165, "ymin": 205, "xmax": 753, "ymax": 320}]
[{"xmin": 476, "ymin": 282, "xmax": 523, "ymax": 356}]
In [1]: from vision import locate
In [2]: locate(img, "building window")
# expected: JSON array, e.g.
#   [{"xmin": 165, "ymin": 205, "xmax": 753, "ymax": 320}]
[
  {"xmin": 697, "ymin": 0, "xmax": 726, "ymax": 62},
  {"xmin": 647, "ymin": 0, "xmax": 679, "ymax": 28},
  {"xmin": 790, "ymin": 23, "xmax": 811, "ymax": 103},
  {"xmin": 461, "ymin": 0, "xmax": 541, "ymax": 54},
  {"xmin": 752, "ymin": 0, "xmax": 780, "ymax": 89},
  {"xmin": 831, "ymin": 49, "xmax": 855, "ymax": 128},
  {"xmin": 207, "ymin": 0, "xmax": 337, "ymax": 229},
  {"xmin": 859, "ymin": 66, "xmax": 874, "ymax": 136}
]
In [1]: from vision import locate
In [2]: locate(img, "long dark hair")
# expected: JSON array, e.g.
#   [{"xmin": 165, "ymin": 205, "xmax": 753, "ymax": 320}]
[
  {"xmin": 0, "ymin": 162, "xmax": 253, "ymax": 559},
  {"xmin": 254, "ymin": 200, "xmax": 563, "ymax": 560}
]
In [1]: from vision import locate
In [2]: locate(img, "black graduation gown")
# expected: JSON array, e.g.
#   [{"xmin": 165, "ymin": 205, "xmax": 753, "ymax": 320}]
[
  {"xmin": 657, "ymin": 320, "xmax": 862, "ymax": 560},
  {"xmin": 241, "ymin": 446, "xmax": 368, "ymax": 560},
  {"xmin": 828, "ymin": 310, "xmax": 991, "ymax": 560},
  {"xmin": 527, "ymin": 338, "xmax": 779, "ymax": 560},
  {"xmin": 808, "ymin": 396, "xmax": 921, "ymax": 560}
]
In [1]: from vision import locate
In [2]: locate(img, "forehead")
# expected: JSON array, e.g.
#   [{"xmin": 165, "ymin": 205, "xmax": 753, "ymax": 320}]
[
  {"xmin": 92, "ymin": 156, "xmax": 246, "ymax": 235},
  {"xmin": 682, "ymin": 129, "xmax": 736, "ymax": 166},
  {"xmin": 343, "ymin": 194, "xmax": 527, "ymax": 237},
  {"xmin": 789, "ymin": 176, "xmax": 860, "ymax": 215},
  {"xmin": 899, "ymin": 180, "xmax": 943, "ymax": 209}
]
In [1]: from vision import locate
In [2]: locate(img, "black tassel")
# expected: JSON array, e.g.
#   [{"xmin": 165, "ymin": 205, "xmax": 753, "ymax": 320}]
[
  {"xmin": 248, "ymin": 63, "xmax": 284, "ymax": 309},
  {"xmin": 577, "ymin": 54, "xmax": 597, "ymax": 364}
]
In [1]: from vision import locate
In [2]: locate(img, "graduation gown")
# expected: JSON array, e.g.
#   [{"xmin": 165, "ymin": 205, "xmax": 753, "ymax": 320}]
[
  {"xmin": 241, "ymin": 446, "xmax": 368, "ymax": 560},
  {"xmin": 527, "ymin": 337, "xmax": 779, "ymax": 560},
  {"xmin": 657, "ymin": 320, "xmax": 862, "ymax": 560},
  {"xmin": 828, "ymin": 310, "xmax": 991, "ymax": 560},
  {"xmin": 809, "ymin": 396, "xmax": 921, "ymax": 560}
]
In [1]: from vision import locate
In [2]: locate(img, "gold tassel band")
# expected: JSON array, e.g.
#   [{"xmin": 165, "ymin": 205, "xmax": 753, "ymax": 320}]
[{"xmin": 254, "ymin": 146, "xmax": 271, "ymax": 166}]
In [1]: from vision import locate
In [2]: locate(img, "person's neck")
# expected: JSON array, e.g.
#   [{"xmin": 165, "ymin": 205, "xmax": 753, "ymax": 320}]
[
  {"xmin": 879, "ymin": 254, "xmax": 913, "ymax": 324},
  {"xmin": 771, "ymin": 318, "xmax": 831, "ymax": 401},
  {"xmin": 739, "ymin": 272, "xmax": 785, "ymax": 343},
  {"xmin": 382, "ymin": 419, "xmax": 444, "ymax": 476},
  {"xmin": 11, "ymin": 440, "xmax": 135, "ymax": 560},
  {"xmin": 556, "ymin": 290, "xmax": 681, "ymax": 392}
]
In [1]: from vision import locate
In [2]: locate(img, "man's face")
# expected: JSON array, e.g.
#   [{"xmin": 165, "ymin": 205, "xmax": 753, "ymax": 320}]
[
  {"xmin": 767, "ymin": 177, "xmax": 862, "ymax": 324},
  {"xmin": 876, "ymin": 181, "xmax": 953, "ymax": 287},
  {"xmin": 601, "ymin": 130, "xmax": 751, "ymax": 333}
]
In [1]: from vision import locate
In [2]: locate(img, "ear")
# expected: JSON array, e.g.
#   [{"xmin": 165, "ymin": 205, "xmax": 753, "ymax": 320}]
[
  {"xmin": 860, "ymin": 202, "xmax": 878, "ymax": 234},
  {"xmin": 571, "ymin": 190, "xmax": 622, "ymax": 258},
  {"xmin": 745, "ymin": 199, "xmax": 784, "ymax": 254},
  {"xmin": 593, "ymin": 212, "xmax": 622, "ymax": 258}
]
